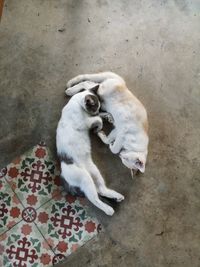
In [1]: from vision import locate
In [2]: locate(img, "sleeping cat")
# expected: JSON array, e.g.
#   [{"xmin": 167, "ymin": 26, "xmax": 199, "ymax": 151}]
[
  {"xmin": 65, "ymin": 72, "xmax": 149, "ymax": 174},
  {"xmin": 56, "ymin": 89, "xmax": 124, "ymax": 216}
]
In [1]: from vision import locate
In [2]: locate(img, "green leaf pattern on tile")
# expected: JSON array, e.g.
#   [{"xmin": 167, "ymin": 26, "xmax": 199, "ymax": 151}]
[
  {"xmin": 79, "ymin": 210, "xmax": 86, "ymax": 220},
  {"xmin": 3, "ymin": 195, "xmax": 11, "ymax": 206},
  {"xmin": 21, "ymin": 159, "xmax": 28, "ymax": 169},
  {"xmin": 69, "ymin": 235, "xmax": 78, "ymax": 242},
  {"xmin": 35, "ymin": 242, "xmax": 41, "ymax": 253},
  {"xmin": 20, "ymin": 185, "xmax": 29, "ymax": 192},
  {"xmin": 2, "ymin": 216, "xmax": 8, "ymax": 226},
  {"xmin": 12, "ymin": 234, "xmax": 21, "ymax": 242},
  {"xmin": 18, "ymin": 179, "xmax": 24, "ymax": 188},
  {"xmin": 76, "ymin": 230, "xmax": 83, "ymax": 240},
  {"xmin": 74, "ymin": 205, "xmax": 83, "ymax": 213},
  {"xmin": 48, "ymin": 224, "xmax": 54, "ymax": 234},
  {"xmin": 50, "ymin": 231, "xmax": 59, "ymax": 239}
]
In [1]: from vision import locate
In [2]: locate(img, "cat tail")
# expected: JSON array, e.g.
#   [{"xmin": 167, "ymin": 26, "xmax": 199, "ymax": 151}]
[{"xmin": 67, "ymin": 72, "xmax": 124, "ymax": 88}]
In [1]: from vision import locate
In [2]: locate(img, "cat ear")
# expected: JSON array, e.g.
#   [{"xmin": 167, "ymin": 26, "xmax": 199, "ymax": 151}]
[
  {"xmin": 90, "ymin": 84, "xmax": 99, "ymax": 94},
  {"xmin": 135, "ymin": 158, "xmax": 145, "ymax": 173}
]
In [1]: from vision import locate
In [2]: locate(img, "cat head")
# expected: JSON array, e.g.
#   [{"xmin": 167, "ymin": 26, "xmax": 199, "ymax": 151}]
[
  {"xmin": 119, "ymin": 151, "xmax": 147, "ymax": 173},
  {"xmin": 82, "ymin": 92, "xmax": 100, "ymax": 115}
]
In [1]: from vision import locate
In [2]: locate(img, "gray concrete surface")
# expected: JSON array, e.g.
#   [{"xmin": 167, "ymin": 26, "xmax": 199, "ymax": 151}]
[{"xmin": 0, "ymin": 0, "xmax": 200, "ymax": 266}]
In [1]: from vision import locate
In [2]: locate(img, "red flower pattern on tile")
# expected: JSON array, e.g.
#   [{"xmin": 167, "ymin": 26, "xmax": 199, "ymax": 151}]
[
  {"xmin": 42, "ymin": 238, "xmax": 54, "ymax": 250},
  {"xmin": 52, "ymin": 188, "xmax": 62, "ymax": 199},
  {"xmin": 85, "ymin": 221, "xmax": 96, "ymax": 233},
  {"xmin": 0, "ymin": 233, "xmax": 7, "ymax": 241},
  {"xmin": 40, "ymin": 253, "xmax": 51, "ymax": 265},
  {"xmin": 10, "ymin": 207, "xmax": 21, "ymax": 218},
  {"xmin": 65, "ymin": 194, "xmax": 77, "ymax": 204},
  {"xmin": 12, "ymin": 195, "xmax": 20, "ymax": 205},
  {"xmin": 57, "ymin": 241, "xmax": 68, "ymax": 253},
  {"xmin": 21, "ymin": 224, "xmax": 32, "ymax": 236},
  {"xmin": 7, "ymin": 220, "xmax": 16, "ymax": 229},
  {"xmin": 38, "ymin": 211, "xmax": 49, "ymax": 223},
  {"xmin": 54, "ymin": 175, "xmax": 61, "ymax": 186},
  {"xmin": 35, "ymin": 147, "xmax": 46, "ymax": 159},
  {"xmin": 8, "ymin": 167, "xmax": 19, "ymax": 178},
  {"xmin": 12, "ymin": 157, "xmax": 21, "ymax": 164},
  {"xmin": 27, "ymin": 194, "xmax": 38, "ymax": 206},
  {"xmin": 71, "ymin": 244, "xmax": 78, "ymax": 252}
]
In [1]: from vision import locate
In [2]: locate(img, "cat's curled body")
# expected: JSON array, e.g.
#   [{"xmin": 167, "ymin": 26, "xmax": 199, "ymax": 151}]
[
  {"xmin": 66, "ymin": 72, "xmax": 149, "ymax": 173},
  {"xmin": 56, "ymin": 90, "xmax": 124, "ymax": 216}
]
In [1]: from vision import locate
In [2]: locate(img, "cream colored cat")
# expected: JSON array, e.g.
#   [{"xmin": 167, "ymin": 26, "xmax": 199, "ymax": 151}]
[{"xmin": 66, "ymin": 72, "xmax": 149, "ymax": 174}]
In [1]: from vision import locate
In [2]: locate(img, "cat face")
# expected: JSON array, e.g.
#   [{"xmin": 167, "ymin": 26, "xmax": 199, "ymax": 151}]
[
  {"xmin": 83, "ymin": 94, "xmax": 100, "ymax": 115},
  {"xmin": 119, "ymin": 151, "xmax": 147, "ymax": 173}
]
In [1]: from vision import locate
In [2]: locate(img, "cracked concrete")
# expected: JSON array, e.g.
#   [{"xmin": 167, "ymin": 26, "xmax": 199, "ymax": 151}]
[{"xmin": 0, "ymin": 0, "xmax": 200, "ymax": 266}]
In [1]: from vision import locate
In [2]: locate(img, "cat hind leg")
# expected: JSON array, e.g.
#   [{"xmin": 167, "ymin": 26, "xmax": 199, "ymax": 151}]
[
  {"xmin": 87, "ymin": 160, "xmax": 125, "ymax": 202},
  {"xmin": 61, "ymin": 162, "xmax": 114, "ymax": 216}
]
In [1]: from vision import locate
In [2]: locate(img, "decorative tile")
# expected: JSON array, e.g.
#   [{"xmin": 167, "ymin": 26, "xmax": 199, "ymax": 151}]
[
  {"xmin": 0, "ymin": 142, "xmax": 101, "ymax": 266},
  {"xmin": 0, "ymin": 220, "xmax": 56, "ymax": 267},
  {"xmin": 4, "ymin": 143, "xmax": 62, "ymax": 209},
  {"xmin": 35, "ymin": 193, "xmax": 102, "ymax": 258},
  {"xmin": 0, "ymin": 170, "xmax": 23, "ymax": 235}
]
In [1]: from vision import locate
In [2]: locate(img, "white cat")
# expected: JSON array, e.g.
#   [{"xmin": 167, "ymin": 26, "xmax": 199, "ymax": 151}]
[
  {"xmin": 66, "ymin": 72, "xmax": 149, "ymax": 174},
  {"xmin": 56, "ymin": 89, "xmax": 124, "ymax": 216}
]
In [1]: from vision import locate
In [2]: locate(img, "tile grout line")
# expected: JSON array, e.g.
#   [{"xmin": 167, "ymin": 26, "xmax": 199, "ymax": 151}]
[
  {"xmin": 0, "ymin": 218, "xmax": 23, "ymax": 237},
  {"xmin": 33, "ymin": 220, "xmax": 63, "ymax": 257}
]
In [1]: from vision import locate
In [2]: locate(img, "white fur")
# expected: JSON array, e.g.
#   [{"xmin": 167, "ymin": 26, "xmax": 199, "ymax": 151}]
[
  {"xmin": 66, "ymin": 72, "xmax": 149, "ymax": 173},
  {"xmin": 56, "ymin": 90, "xmax": 124, "ymax": 216}
]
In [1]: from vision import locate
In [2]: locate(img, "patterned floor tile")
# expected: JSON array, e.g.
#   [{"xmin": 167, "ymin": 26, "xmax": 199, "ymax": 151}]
[
  {"xmin": 0, "ymin": 143, "xmax": 101, "ymax": 266},
  {"xmin": 0, "ymin": 220, "xmax": 56, "ymax": 267},
  {"xmin": 4, "ymin": 143, "xmax": 63, "ymax": 209},
  {"xmin": 0, "ymin": 169, "xmax": 23, "ymax": 235},
  {"xmin": 35, "ymin": 193, "xmax": 102, "ymax": 258}
]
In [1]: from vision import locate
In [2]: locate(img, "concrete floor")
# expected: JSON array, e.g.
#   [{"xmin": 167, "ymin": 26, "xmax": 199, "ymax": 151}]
[{"xmin": 0, "ymin": 0, "xmax": 200, "ymax": 266}]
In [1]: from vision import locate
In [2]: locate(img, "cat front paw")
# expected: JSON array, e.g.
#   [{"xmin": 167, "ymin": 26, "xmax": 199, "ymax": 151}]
[
  {"xmin": 65, "ymin": 88, "xmax": 74, "ymax": 96},
  {"xmin": 106, "ymin": 114, "xmax": 114, "ymax": 124},
  {"xmin": 99, "ymin": 112, "xmax": 114, "ymax": 124},
  {"xmin": 92, "ymin": 120, "xmax": 103, "ymax": 133}
]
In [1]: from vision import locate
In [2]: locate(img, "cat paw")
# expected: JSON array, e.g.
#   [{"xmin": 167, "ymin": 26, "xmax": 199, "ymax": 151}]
[
  {"xmin": 92, "ymin": 121, "xmax": 103, "ymax": 133},
  {"xmin": 65, "ymin": 88, "xmax": 74, "ymax": 96},
  {"xmin": 99, "ymin": 112, "xmax": 114, "ymax": 124},
  {"xmin": 106, "ymin": 114, "xmax": 114, "ymax": 124},
  {"xmin": 114, "ymin": 193, "xmax": 125, "ymax": 202},
  {"xmin": 105, "ymin": 206, "xmax": 115, "ymax": 216},
  {"xmin": 66, "ymin": 79, "xmax": 75, "ymax": 88}
]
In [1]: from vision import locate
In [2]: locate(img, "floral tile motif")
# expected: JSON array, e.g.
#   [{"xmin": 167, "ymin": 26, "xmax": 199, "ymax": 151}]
[
  {"xmin": 4, "ymin": 143, "xmax": 62, "ymax": 209},
  {"xmin": 35, "ymin": 193, "xmax": 102, "ymax": 258},
  {"xmin": 0, "ymin": 170, "xmax": 23, "ymax": 235},
  {"xmin": 0, "ymin": 220, "xmax": 56, "ymax": 267},
  {"xmin": 0, "ymin": 142, "xmax": 101, "ymax": 267}
]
